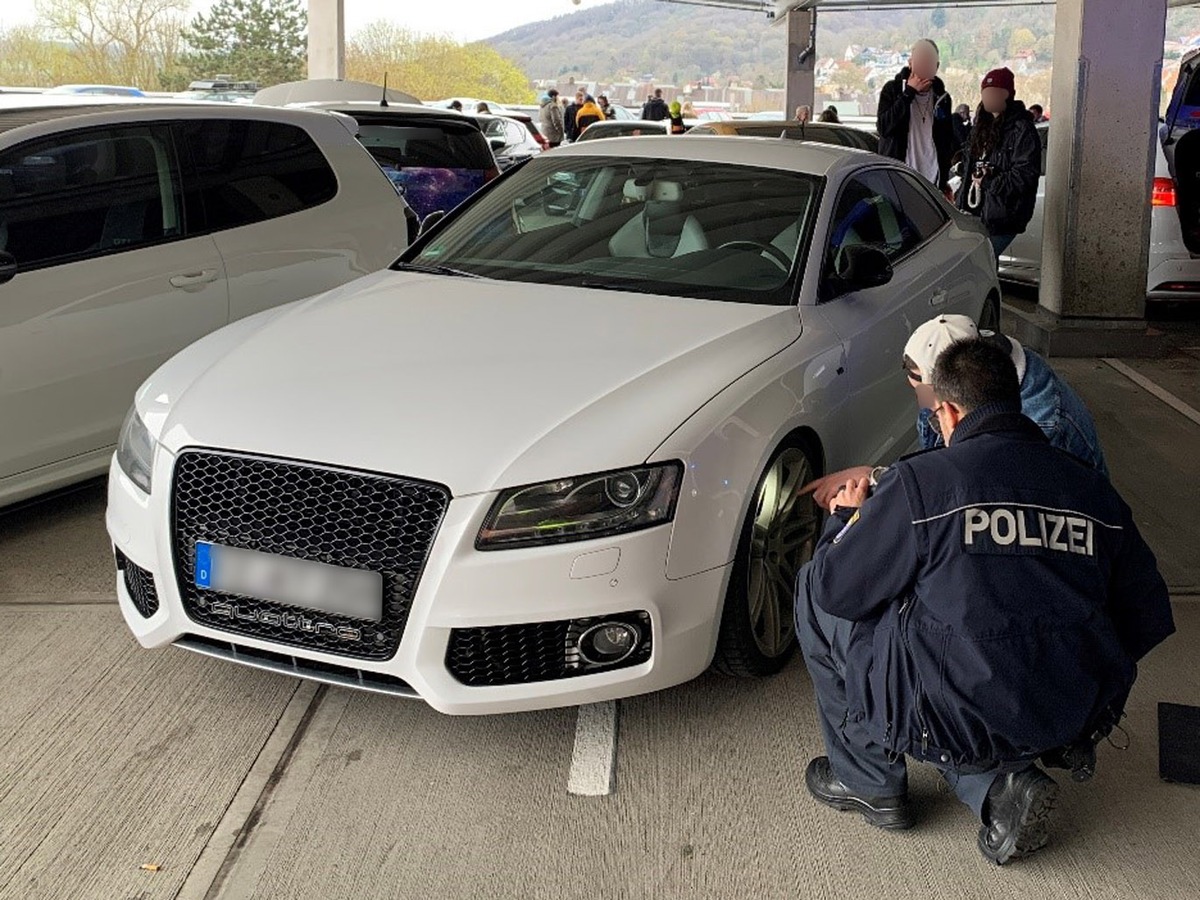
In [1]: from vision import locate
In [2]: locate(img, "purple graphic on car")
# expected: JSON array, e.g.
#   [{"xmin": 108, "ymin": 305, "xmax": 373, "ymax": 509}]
[{"xmin": 383, "ymin": 167, "xmax": 488, "ymax": 221}]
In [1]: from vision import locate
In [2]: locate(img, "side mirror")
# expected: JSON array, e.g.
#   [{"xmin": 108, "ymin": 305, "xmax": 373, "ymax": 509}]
[
  {"xmin": 489, "ymin": 137, "xmax": 507, "ymax": 151},
  {"xmin": 418, "ymin": 209, "xmax": 446, "ymax": 237},
  {"xmin": 0, "ymin": 251, "xmax": 17, "ymax": 285},
  {"xmin": 831, "ymin": 244, "xmax": 893, "ymax": 294}
]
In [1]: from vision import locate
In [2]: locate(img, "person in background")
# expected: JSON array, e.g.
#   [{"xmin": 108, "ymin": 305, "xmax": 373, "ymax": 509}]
[
  {"xmin": 819, "ymin": 105, "xmax": 840, "ymax": 123},
  {"xmin": 803, "ymin": 312, "xmax": 1108, "ymax": 509},
  {"xmin": 681, "ymin": 100, "xmax": 696, "ymax": 118},
  {"xmin": 449, "ymin": 100, "xmax": 463, "ymax": 112},
  {"xmin": 953, "ymin": 103, "xmax": 973, "ymax": 151},
  {"xmin": 877, "ymin": 38, "xmax": 955, "ymax": 193},
  {"xmin": 794, "ymin": 338, "xmax": 1173, "ymax": 866},
  {"xmin": 642, "ymin": 88, "xmax": 669, "ymax": 122},
  {"xmin": 539, "ymin": 89, "xmax": 565, "ymax": 148},
  {"xmin": 956, "ymin": 67, "xmax": 1041, "ymax": 264},
  {"xmin": 574, "ymin": 94, "xmax": 606, "ymax": 135},
  {"xmin": 597, "ymin": 94, "xmax": 615, "ymax": 119},
  {"xmin": 668, "ymin": 101, "xmax": 686, "ymax": 135},
  {"xmin": 564, "ymin": 89, "xmax": 585, "ymax": 142},
  {"xmin": 1029, "ymin": 103, "xmax": 1048, "ymax": 124},
  {"xmin": 475, "ymin": 101, "xmax": 491, "ymax": 114},
  {"xmin": 795, "ymin": 105, "xmax": 812, "ymax": 124}
]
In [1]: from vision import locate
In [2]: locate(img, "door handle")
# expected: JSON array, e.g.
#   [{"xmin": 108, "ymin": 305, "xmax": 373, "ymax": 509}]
[
  {"xmin": 929, "ymin": 290, "xmax": 948, "ymax": 307},
  {"xmin": 169, "ymin": 269, "xmax": 219, "ymax": 289}
]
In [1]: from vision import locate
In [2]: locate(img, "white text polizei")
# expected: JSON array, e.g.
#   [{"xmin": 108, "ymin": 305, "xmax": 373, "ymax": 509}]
[{"xmin": 963, "ymin": 506, "xmax": 1095, "ymax": 557}]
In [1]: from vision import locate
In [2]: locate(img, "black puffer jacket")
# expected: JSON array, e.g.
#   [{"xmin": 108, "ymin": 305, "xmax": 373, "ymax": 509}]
[
  {"xmin": 876, "ymin": 67, "xmax": 956, "ymax": 189},
  {"xmin": 956, "ymin": 99, "xmax": 1041, "ymax": 236}
]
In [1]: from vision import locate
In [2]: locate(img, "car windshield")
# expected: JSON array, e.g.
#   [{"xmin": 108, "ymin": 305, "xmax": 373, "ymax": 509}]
[{"xmin": 405, "ymin": 156, "xmax": 820, "ymax": 304}]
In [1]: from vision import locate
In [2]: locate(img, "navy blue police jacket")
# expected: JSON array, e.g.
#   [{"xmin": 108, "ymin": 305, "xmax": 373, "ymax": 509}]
[{"xmin": 808, "ymin": 401, "xmax": 1174, "ymax": 770}]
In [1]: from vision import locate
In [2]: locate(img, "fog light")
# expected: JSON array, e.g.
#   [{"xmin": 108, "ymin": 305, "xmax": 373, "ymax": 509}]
[{"xmin": 578, "ymin": 621, "xmax": 641, "ymax": 666}]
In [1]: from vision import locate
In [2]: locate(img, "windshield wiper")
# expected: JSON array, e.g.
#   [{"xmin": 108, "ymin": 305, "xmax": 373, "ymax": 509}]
[
  {"xmin": 393, "ymin": 261, "xmax": 480, "ymax": 278},
  {"xmin": 580, "ymin": 279, "xmax": 704, "ymax": 296}
]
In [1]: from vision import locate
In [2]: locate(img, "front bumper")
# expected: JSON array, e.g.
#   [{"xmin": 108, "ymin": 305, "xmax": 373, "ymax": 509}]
[{"xmin": 106, "ymin": 450, "xmax": 731, "ymax": 715}]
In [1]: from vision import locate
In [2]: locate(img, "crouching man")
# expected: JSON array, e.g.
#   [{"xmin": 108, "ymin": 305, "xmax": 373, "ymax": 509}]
[{"xmin": 794, "ymin": 339, "xmax": 1174, "ymax": 865}]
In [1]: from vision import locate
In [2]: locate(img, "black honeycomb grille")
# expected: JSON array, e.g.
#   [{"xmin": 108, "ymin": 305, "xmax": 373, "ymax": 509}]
[
  {"xmin": 171, "ymin": 450, "xmax": 449, "ymax": 661},
  {"xmin": 117, "ymin": 551, "xmax": 159, "ymax": 619},
  {"xmin": 446, "ymin": 612, "xmax": 652, "ymax": 687}
]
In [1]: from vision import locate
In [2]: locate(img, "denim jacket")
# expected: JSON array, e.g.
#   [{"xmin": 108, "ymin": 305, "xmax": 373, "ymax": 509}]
[{"xmin": 917, "ymin": 347, "xmax": 1109, "ymax": 477}]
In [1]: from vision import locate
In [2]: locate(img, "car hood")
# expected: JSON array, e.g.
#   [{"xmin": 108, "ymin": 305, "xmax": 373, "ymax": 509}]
[{"xmin": 148, "ymin": 271, "xmax": 800, "ymax": 495}]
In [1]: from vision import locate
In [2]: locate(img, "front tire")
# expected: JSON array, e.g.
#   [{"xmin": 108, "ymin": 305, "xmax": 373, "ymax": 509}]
[
  {"xmin": 713, "ymin": 440, "xmax": 821, "ymax": 677},
  {"xmin": 979, "ymin": 291, "xmax": 1001, "ymax": 333}
]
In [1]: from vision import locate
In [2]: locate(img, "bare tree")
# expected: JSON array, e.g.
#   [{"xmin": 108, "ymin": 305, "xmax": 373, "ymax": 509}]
[{"xmin": 35, "ymin": 0, "xmax": 188, "ymax": 88}]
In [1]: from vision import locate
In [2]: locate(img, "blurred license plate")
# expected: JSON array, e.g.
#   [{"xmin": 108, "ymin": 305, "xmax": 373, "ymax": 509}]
[{"xmin": 194, "ymin": 542, "xmax": 382, "ymax": 623}]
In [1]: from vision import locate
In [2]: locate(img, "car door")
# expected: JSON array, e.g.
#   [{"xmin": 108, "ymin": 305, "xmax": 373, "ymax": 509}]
[
  {"xmin": 814, "ymin": 169, "xmax": 950, "ymax": 462},
  {"xmin": 0, "ymin": 122, "xmax": 228, "ymax": 485},
  {"xmin": 172, "ymin": 117, "xmax": 365, "ymax": 322}
]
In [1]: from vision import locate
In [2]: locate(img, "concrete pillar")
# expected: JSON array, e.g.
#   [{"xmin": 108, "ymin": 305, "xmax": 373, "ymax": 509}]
[
  {"xmin": 307, "ymin": 0, "xmax": 345, "ymax": 81},
  {"xmin": 1039, "ymin": 0, "xmax": 1168, "ymax": 321},
  {"xmin": 785, "ymin": 9, "xmax": 815, "ymax": 118}
]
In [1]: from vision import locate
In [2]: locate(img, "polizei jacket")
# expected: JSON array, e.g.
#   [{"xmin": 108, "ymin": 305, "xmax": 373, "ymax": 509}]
[
  {"xmin": 876, "ymin": 67, "xmax": 956, "ymax": 189},
  {"xmin": 807, "ymin": 403, "xmax": 1174, "ymax": 770}
]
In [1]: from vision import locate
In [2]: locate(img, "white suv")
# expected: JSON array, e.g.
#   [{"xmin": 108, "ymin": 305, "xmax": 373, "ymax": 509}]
[{"xmin": 0, "ymin": 97, "xmax": 411, "ymax": 507}]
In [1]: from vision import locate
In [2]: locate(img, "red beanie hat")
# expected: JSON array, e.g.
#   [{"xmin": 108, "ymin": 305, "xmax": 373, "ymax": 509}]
[{"xmin": 982, "ymin": 67, "xmax": 1016, "ymax": 97}]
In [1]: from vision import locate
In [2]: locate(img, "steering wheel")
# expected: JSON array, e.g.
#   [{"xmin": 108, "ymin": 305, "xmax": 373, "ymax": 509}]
[{"xmin": 718, "ymin": 240, "xmax": 792, "ymax": 272}]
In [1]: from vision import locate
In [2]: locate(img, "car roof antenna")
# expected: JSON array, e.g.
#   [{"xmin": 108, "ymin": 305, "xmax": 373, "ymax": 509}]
[{"xmin": 380, "ymin": 72, "xmax": 389, "ymax": 108}]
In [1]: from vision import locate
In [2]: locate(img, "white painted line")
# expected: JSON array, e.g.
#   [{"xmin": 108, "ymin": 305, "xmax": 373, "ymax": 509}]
[
  {"xmin": 1103, "ymin": 358, "xmax": 1200, "ymax": 428},
  {"xmin": 567, "ymin": 700, "xmax": 619, "ymax": 796}
]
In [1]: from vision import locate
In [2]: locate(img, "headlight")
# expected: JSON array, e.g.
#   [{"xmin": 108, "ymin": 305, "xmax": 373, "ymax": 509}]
[
  {"xmin": 476, "ymin": 463, "xmax": 683, "ymax": 549},
  {"xmin": 116, "ymin": 407, "xmax": 155, "ymax": 494}
]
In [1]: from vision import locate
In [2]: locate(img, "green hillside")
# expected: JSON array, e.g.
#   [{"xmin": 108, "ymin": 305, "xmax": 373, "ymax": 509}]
[{"xmin": 486, "ymin": 2, "xmax": 1200, "ymax": 88}]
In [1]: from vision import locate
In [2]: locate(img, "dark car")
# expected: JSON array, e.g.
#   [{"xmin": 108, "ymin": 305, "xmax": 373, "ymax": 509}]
[
  {"xmin": 476, "ymin": 113, "xmax": 543, "ymax": 170},
  {"xmin": 297, "ymin": 101, "xmax": 500, "ymax": 229},
  {"xmin": 687, "ymin": 120, "xmax": 879, "ymax": 153}
]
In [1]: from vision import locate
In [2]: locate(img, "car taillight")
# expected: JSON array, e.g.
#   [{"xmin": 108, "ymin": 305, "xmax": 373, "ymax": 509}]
[{"xmin": 1152, "ymin": 177, "xmax": 1176, "ymax": 207}]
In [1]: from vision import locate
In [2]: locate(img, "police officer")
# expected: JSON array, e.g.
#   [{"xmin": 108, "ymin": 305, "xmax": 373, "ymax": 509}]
[{"xmin": 794, "ymin": 338, "xmax": 1174, "ymax": 865}]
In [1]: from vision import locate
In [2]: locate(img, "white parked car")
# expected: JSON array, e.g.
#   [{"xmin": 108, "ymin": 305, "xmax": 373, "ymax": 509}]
[
  {"xmin": 0, "ymin": 96, "xmax": 411, "ymax": 507},
  {"xmin": 961, "ymin": 122, "xmax": 1200, "ymax": 301},
  {"xmin": 107, "ymin": 136, "xmax": 1000, "ymax": 715}
]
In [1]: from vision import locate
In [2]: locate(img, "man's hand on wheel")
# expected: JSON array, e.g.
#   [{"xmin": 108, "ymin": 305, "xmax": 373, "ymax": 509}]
[
  {"xmin": 830, "ymin": 477, "xmax": 871, "ymax": 515},
  {"xmin": 801, "ymin": 466, "xmax": 873, "ymax": 509}
]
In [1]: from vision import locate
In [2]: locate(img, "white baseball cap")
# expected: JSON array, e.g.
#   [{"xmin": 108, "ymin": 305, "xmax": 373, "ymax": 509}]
[
  {"xmin": 903, "ymin": 315, "xmax": 978, "ymax": 378},
  {"xmin": 904, "ymin": 315, "xmax": 1028, "ymax": 383}
]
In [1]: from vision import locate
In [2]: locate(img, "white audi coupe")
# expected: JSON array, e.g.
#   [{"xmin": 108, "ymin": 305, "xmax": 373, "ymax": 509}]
[{"xmin": 107, "ymin": 136, "xmax": 1000, "ymax": 714}]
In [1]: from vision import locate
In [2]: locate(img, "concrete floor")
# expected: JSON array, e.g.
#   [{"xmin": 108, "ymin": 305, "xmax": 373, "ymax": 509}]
[{"xmin": 2, "ymin": 339, "xmax": 1198, "ymax": 900}]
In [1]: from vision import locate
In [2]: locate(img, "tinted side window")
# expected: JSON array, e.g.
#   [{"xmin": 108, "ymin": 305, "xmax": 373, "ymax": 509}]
[
  {"xmin": 825, "ymin": 170, "xmax": 920, "ymax": 273},
  {"xmin": 0, "ymin": 124, "xmax": 182, "ymax": 270},
  {"xmin": 889, "ymin": 170, "xmax": 949, "ymax": 244},
  {"xmin": 176, "ymin": 119, "xmax": 337, "ymax": 231}
]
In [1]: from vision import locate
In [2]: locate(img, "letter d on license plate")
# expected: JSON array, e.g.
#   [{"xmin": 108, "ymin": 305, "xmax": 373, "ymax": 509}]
[{"xmin": 195, "ymin": 541, "xmax": 383, "ymax": 622}]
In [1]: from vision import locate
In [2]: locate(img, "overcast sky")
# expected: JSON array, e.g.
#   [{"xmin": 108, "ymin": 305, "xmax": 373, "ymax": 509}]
[{"xmin": 0, "ymin": 0, "xmax": 616, "ymax": 41}]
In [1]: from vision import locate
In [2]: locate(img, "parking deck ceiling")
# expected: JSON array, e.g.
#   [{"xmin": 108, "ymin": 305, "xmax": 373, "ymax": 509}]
[{"xmin": 658, "ymin": 0, "xmax": 1199, "ymax": 15}]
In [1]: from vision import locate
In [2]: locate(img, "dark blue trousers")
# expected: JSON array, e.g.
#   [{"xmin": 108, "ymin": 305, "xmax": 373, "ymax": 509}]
[{"xmin": 794, "ymin": 562, "xmax": 1015, "ymax": 821}]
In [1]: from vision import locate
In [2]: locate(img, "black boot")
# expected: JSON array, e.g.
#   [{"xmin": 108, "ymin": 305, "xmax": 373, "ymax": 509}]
[
  {"xmin": 978, "ymin": 767, "xmax": 1060, "ymax": 865},
  {"xmin": 804, "ymin": 757, "xmax": 914, "ymax": 830}
]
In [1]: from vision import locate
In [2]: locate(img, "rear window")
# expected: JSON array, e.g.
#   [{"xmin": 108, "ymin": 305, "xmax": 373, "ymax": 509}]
[
  {"xmin": 355, "ymin": 122, "xmax": 494, "ymax": 219},
  {"xmin": 355, "ymin": 123, "xmax": 493, "ymax": 169},
  {"xmin": 175, "ymin": 119, "xmax": 337, "ymax": 232}
]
